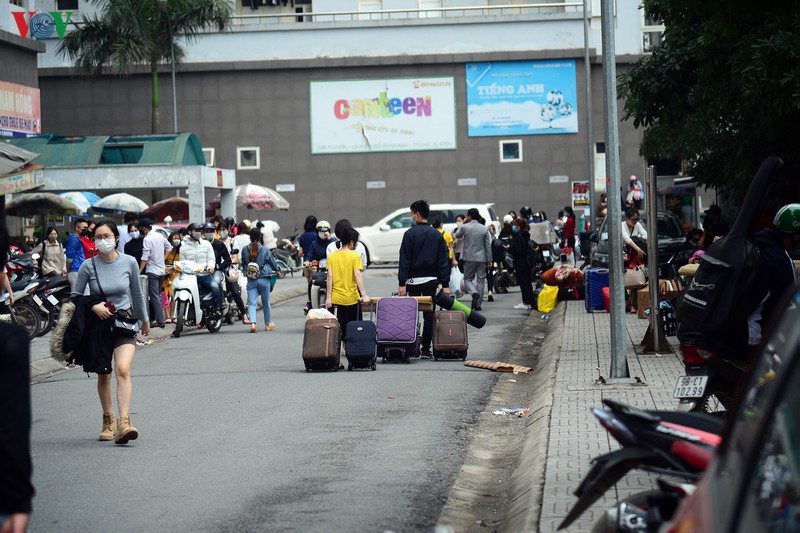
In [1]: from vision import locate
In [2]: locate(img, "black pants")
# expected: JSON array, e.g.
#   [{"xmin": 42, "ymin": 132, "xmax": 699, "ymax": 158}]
[
  {"xmin": 226, "ymin": 278, "xmax": 246, "ymax": 316},
  {"xmin": 333, "ymin": 302, "xmax": 360, "ymax": 342},
  {"xmin": 406, "ymin": 280, "xmax": 437, "ymax": 352},
  {"xmin": 515, "ymin": 262, "xmax": 534, "ymax": 306}
]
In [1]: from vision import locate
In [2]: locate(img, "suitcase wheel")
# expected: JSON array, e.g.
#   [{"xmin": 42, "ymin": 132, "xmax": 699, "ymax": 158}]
[
  {"xmin": 347, "ymin": 364, "xmax": 353, "ymax": 371},
  {"xmin": 433, "ymin": 351, "xmax": 439, "ymax": 361},
  {"xmin": 371, "ymin": 362, "xmax": 377, "ymax": 371}
]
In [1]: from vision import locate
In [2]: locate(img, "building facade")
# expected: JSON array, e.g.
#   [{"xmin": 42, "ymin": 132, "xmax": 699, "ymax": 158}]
[{"xmin": 3, "ymin": 0, "xmax": 661, "ymax": 230}]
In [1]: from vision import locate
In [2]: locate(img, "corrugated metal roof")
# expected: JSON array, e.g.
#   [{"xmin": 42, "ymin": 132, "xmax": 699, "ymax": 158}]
[
  {"xmin": 0, "ymin": 142, "xmax": 39, "ymax": 177},
  {"xmin": 4, "ymin": 133, "xmax": 206, "ymax": 168}
]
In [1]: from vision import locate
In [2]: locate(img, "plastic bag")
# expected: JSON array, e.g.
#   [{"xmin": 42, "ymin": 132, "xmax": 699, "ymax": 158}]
[
  {"xmin": 449, "ymin": 266, "xmax": 464, "ymax": 296},
  {"xmin": 306, "ymin": 308, "xmax": 337, "ymax": 321},
  {"xmin": 537, "ymin": 284, "xmax": 559, "ymax": 313}
]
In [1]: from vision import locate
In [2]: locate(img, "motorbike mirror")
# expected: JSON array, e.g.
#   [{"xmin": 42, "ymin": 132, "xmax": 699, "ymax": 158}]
[{"xmin": 31, "ymin": 253, "xmax": 40, "ymax": 260}]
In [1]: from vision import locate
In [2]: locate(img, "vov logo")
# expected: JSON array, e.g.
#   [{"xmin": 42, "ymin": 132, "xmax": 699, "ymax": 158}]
[{"xmin": 12, "ymin": 11, "xmax": 74, "ymax": 40}]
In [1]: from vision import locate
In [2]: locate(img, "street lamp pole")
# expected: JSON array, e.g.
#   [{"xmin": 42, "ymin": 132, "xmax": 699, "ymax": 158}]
[{"xmin": 159, "ymin": 0, "xmax": 178, "ymax": 133}]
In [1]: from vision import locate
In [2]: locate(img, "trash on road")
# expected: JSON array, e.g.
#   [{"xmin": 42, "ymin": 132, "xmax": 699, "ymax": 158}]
[
  {"xmin": 507, "ymin": 379, "xmax": 517, "ymax": 383},
  {"xmin": 464, "ymin": 360, "xmax": 533, "ymax": 373},
  {"xmin": 387, "ymin": 396, "xmax": 396, "ymax": 400},
  {"xmin": 492, "ymin": 407, "xmax": 529, "ymax": 417}
]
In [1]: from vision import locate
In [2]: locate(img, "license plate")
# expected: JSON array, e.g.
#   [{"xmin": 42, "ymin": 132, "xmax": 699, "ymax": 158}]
[
  {"xmin": 542, "ymin": 250, "xmax": 550, "ymax": 257},
  {"xmin": 673, "ymin": 375, "xmax": 708, "ymax": 398},
  {"xmin": 47, "ymin": 294, "xmax": 59, "ymax": 306},
  {"xmin": 32, "ymin": 294, "xmax": 43, "ymax": 306}
]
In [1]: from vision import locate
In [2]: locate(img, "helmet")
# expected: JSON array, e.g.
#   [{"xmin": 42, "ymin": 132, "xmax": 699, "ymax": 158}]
[
  {"xmin": 503, "ymin": 214, "xmax": 514, "ymax": 224},
  {"xmin": 226, "ymin": 266, "xmax": 241, "ymax": 283},
  {"xmin": 630, "ymin": 175, "xmax": 637, "ymax": 181},
  {"xmin": 316, "ymin": 220, "xmax": 331, "ymax": 232},
  {"xmin": 773, "ymin": 204, "xmax": 800, "ymax": 233},
  {"xmin": 201, "ymin": 222, "xmax": 215, "ymax": 232},
  {"xmin": 187, "ymin": 222, "xmax": 201, "ymax": 232},
  {"xmin": 520, "ymin": 206, "xmax": 533, "ymax": 218}
]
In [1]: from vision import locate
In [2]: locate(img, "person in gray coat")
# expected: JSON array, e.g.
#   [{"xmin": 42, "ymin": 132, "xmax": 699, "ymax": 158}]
[{"xmin": 454, "ymin": 208, "xmax": 492, "ymax": 310}]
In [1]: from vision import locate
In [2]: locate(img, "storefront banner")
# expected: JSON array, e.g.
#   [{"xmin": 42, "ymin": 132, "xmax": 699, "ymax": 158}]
[
  {"xmin": 0, "ymin": 168, "xmax": 44, "ymax": 195},
  {"xmin": 466, "ymin": 60, "xmax": 578, "ymax": 137},
  {"xmin": 572, "ymin": 181, "xmax": 590, "ymax": 208},
  {"xmin": 0, "ymin": 81, "xmax": 41, "ymax": 138},
  {"xmin": 310, "ymin": 77, "xmax": 456, "ymax": 154}
]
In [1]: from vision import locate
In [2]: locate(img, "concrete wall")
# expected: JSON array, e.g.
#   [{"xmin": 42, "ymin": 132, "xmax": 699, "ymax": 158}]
[
  {"xmin": 0, "ymin": 30, "xmax": 44, "ymax": 87},
  {"xmin": 39, "ymin": 53, "xmax": 645, "ymax": 230}
]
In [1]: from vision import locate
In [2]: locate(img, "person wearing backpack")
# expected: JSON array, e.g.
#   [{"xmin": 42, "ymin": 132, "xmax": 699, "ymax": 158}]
[
  {"xmin": 241, "ymin": 228, "xmax": 280, "ymax": 333},
  {"xmin": 31, "ymin": 226, "xmax": 67, "ymax": 276}
]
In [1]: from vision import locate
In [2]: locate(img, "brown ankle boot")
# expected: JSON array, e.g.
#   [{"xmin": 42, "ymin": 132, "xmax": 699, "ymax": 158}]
[
  {"xmin": 114, "ymin": 415, "xmax": 139, "ymax": 445},
  {"xmin": 99, "ymin": 411, "xmax": 116, "ymax": 441}
]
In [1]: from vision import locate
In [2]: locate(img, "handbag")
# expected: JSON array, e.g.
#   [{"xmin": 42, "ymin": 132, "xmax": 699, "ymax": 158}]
[
  {"xmin": 624, "ymin": 265, "xmax": 647, "ymax": 289},
  {"xmin": 91, "ymin": 258, "xmax": 140, "ymax": 338}
]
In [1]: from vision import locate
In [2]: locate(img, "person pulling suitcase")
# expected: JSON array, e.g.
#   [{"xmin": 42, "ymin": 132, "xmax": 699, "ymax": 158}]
[
  {"xmin": 325, "ymin": 227, "xmax": 370, "ymax": 355},
  {"xmin": 397, "ymin": 200, "xmax": 452, "ymax": 359}
]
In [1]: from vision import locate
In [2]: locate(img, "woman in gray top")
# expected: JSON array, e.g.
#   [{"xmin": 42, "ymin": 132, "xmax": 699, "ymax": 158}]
[{"xmin": 72, "ymin": 219, "xmax": 149, "ymax": 445}]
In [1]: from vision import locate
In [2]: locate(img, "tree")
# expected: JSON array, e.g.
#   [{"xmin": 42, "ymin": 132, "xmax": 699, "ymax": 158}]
[
  {"xmin": 58, "ymin": 0, "xmax": 231, "ymax": 134},
  {"xmin": 618, "ymin": 0, "xmax": 800, "ymax": 202}
]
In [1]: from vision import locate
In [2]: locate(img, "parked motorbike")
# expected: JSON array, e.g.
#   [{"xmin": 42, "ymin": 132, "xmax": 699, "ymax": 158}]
[
  {"xmin": 557, "ymin": 398, "xmax": 722, "ymax": 530},
  {"xmin": 1, "ymin": 278, "xmax": 45, "ymax": 339},
  {"xmin": 272, "ymin": 247, "xmax": 294, "ymax": 279},
  {"xmin": 6, "ymin": 252, "xmax": 39, "ymax": 283},
  {"xmin": 530, "ymin": 221, "xmax": 558, "ymax": 280},
  {"xmin": 590, "ymin": 479, "xmax": 696, "ymax": 533},
  {"xmin": 171, "ymin": 260, "xmax": 225, "ymax": 337},
  {"xmin": 30, "ymin": 275, "xmax": 71, "ymax": 337},
  {"xmin": 493, "ymin": 239, "xmax": 517, "ymax": 293},
  {"xmin": 674, "ymin": 343, "xmax": 748, "ymax": 417}
]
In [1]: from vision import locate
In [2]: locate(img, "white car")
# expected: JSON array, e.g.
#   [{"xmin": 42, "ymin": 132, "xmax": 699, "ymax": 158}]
[{"xmin": 356, "ymin": 203, "xmax": 501, "ymax": 264}]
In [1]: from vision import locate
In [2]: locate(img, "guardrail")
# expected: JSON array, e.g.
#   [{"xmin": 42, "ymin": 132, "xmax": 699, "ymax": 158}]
[{"xmin": 233, "ymin": 2, "xmax": 585, "ymax": 26}]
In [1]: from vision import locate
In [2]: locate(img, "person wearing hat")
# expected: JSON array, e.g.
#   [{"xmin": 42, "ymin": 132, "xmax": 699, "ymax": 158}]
[
  {"xmin": 626, "ymin": 175, "xmax": 644, "ymax": 209},
  {"xmin": 138, "ymin": 218, "xmax": 172, "ymax": 328},
  {"xmin": 701, "ymin": 204, "xmax": 730, "ymax": 251},
  {"xmin": 748, "ymin": 204, "xmax": 800, "ymax": 345},
  {"xmin": 303, "ymin": 220, "xmax": 337, "ymax": 311}
]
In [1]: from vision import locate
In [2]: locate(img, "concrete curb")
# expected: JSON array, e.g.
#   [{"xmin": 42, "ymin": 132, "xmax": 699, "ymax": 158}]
[{"xmin": 502, "ymin": 303, "xmax": 566, "ymax": 532}]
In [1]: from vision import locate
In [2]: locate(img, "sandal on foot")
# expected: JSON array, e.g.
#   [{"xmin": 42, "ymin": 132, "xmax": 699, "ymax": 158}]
[
  {"xmin": 249, "ymin": 324, "xmax": 257, "ymax": 333},
  {"xmin": 265, "ymin": 323, "xmax": 276, "ymax": 331}
]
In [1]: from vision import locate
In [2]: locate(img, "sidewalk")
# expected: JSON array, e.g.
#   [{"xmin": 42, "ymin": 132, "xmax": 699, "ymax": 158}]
[{"xmin": 505, "ymin": 300, "xmax": 685, "ymax": 532}]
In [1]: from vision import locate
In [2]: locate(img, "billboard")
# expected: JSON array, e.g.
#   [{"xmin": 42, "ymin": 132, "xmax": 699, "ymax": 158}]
[
  {"xmin": 0, "ymin": 81, "xmax": 41, "ymax": 139},
  {"xmin": 310, "ymin": 77, "xmax": 456, "ymax": 154},
  {"xmin": 466, "ymin": 60, "xmax": 578, "ymax": 137}
]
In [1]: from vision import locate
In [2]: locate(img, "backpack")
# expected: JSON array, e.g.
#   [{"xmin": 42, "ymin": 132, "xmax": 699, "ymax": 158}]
[
  {"xmin": 246, "ymin": 262, "xmax": 260, "ymax": 280},
  {"xmin": 676, "ymin": 156, "xmax": 782, "ymax": 358}
]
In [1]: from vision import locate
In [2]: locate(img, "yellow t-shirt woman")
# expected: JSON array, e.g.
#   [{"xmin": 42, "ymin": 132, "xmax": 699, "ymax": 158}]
[{"xmin": 328, "ymin": 248, "xmax": 364, "ymax": 306}]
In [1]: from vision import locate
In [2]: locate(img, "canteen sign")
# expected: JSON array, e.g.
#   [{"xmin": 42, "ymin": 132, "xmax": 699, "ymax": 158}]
[
  {"xmin": 310, "ymin": 77, "xmax": 456, "ymax": 154},
  {"xmin": 12, "ymin": 11, "xmax": 74, "ymax": 39},
  {"xmin": 466, "ymin": 60, "xmax": 578, "ymax": 137},
  {"xmin": 0, "ymin": 81, "xmax": 41, "ymax": 138}
]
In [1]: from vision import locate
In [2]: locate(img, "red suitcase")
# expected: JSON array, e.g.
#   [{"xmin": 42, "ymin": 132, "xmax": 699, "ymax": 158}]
[{"xmin": 432, "ymin": 310, "xmax": 468, "ymax": 360}]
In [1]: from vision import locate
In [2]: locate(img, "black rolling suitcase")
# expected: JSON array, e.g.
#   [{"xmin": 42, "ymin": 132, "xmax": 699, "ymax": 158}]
[{"xmin": 344, "ymin": 307, "xmax": 377, "ymax": 371}]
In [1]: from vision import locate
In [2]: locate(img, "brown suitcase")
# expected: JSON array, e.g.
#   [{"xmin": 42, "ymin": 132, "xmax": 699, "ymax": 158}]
[
  {"xmin": 432, "ymin": 310, "xmax": 468, "ymax": 360},
  {"xmin": 302, "ymin": 318, "xmax": 341, "ymax": 372}
]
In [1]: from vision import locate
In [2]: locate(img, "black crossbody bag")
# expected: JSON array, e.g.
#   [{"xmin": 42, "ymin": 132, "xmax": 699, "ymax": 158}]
[{"xmin": 91, "ymin": 258, "xmax": 140, "ymax": 338}]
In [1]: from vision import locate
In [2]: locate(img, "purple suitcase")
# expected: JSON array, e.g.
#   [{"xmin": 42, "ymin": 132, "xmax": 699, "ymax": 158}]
[{"xmin": 376, "ymin": 297, "xmax": 419, "ymax": 363}]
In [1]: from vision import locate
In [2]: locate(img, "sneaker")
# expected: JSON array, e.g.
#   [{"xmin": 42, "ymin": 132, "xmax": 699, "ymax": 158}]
[
  {"xmin": 420, "ymin": 349, "xmax": 432, "ymax": 359},
  {"xmin": 487, "ymin": 294, "xmax": 494, "ymax": 302},
  {"xmin": 471, "ymin": 293, "xmax": 479, "ymax": 310}
]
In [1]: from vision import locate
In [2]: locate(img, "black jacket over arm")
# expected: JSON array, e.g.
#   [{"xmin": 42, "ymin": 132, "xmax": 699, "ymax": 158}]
[
  {"xmin": 65, "ymin": 295, "xmax": 114, "ymax": 374},
  {"xmin": 398, "ymin": 223, "xmax": 451, "ymax": 287},
  {"xmin": 211, "ymin": 239, "xmax": 232, "ymax": 271},
  {"xmin": 0, "ymin": 324, "xmax": 35, "ymax": 514}
]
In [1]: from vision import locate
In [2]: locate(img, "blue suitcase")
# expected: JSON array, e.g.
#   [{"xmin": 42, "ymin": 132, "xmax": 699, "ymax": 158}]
[
  {"xmin": 345, "ymin": 319, "xmax": 378, "ymax": 371},
  {"xmin": 584, "ymin": 268, "xmax": 609, "ymax": 312}
]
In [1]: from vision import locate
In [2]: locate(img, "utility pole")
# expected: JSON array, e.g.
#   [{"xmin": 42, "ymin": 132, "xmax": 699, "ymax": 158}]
[{"xmin": 600, "ymin": 0, "xmax": 629, "ymax": 379}]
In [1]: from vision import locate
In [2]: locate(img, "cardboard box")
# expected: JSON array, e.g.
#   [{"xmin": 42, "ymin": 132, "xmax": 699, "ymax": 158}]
[{"xmin": 637, "ymin": 280, "xmax": 683, "ymax": 319}]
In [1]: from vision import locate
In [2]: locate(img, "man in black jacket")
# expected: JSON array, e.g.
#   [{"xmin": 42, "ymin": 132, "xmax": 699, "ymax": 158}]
[
  {"xmin": 0, "ymin": 221, "xmax": 35, "ymax": 532},
  {"xmin": 398, "ymin": 200, "xmax": 451, "ymax": 358}
]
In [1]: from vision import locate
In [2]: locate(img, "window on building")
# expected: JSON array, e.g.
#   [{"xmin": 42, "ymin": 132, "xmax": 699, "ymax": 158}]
[
  {"xmin": 10, "ymin": 0, "xmax": 24, "ymax": 7},
  {"xmin": 358, "ymin": 0, "xmax": 382, "ymax": 21},
  {"xmin": 56, "ymin": 0, "xmax": 79, "ymax": 10},
  {"xmin": 237, "ymin": 147, "xmax": 260, "ymax": 170},
  {"xmin": 419, "ymin": 0, "xmax": 442, "ymax": 19},
  {"xmin": 642, "ymin": 11, "xmax": 665, "ymax": 53},
  {"xmin": 202, "ymin": 148, "xmax": 215, "ymax": 167},
  {"xmin": 499, "ymin": 140, "xmax": 523, "ymax": 163}
]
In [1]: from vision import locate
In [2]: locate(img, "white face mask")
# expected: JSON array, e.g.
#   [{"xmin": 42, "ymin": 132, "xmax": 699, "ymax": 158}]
[
  {"xmin": 172, "ymin": 239, "xmax": 181, "ymax": 247},
  {"xmin": 192, "ymin": 232, "xmax": 202, "ymax": 240},
  {"xmin": 96, "ymin": 238, "xmax": 116, "ymax": 255},
  {"xmin": 204, "ymin": 233, "xmax": 215, "ymax": 241},
  {"xmin": 130, "ymin": 231, "xmax": 140, "ymax": 239},
  {"xmin": 219, "ymin": 231, "xmax": 228, "ymax": 239},
  {"xmin": 318, "ymin": 231, "xmax": 327, "ymax": 239}
]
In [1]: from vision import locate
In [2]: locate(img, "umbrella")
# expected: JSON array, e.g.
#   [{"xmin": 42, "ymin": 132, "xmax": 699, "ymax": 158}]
[
  {"xmin": 6, "ymin": 192, "xmax": 79, "ymax": 217},
  {"xmin": 140, "ymin": 196, "xmax": 189, "ymax": 222},
  {"xmin": 209, "ymin": 184, "xmax": 290, "ymax": 211},
  {"xmin": 91, "ymin": 192, "xmax": 148, "ymax": 214},
  {"xmin": 58, "ymin": 191, "xmax": 101, "ymax": 214}
]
